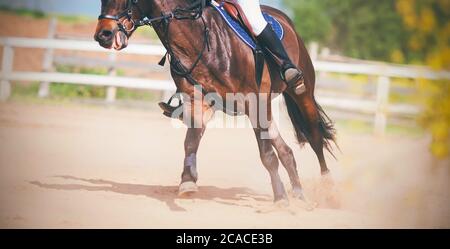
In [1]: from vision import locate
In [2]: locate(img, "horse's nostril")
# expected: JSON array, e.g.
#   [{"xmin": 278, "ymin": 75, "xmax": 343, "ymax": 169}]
[{"xmin": 99, "ymin": 29, "xmax": 113, "ymax": 40}]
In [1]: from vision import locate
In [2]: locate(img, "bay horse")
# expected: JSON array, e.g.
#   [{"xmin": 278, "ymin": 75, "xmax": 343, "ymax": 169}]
[{"xmin": 94, "ymin": 0, "xmax": 336, "ymax": 206}]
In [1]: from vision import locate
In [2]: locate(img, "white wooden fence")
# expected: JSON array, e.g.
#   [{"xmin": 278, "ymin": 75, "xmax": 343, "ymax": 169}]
[
  {"xmin": 1, "ymin": 36, "xmax": 449, "ymax": 135},
  {"xmin": 0, "ymin": 37, "xmax": 175, "ymax": 101}
]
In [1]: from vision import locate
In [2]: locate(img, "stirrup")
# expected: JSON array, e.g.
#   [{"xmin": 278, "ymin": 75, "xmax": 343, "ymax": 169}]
[
  {"xmin": 282, "ymin": 67, "xmax": 306, "ymax": 95},
  {"xmin": 158, "ymin": 93, "xmax": 183, "ymax": 119}
]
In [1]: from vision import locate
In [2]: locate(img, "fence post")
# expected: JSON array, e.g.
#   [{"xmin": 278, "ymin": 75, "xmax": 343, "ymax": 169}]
[
  {"xmin": 106, "ymin": 53, "xmax": 117, "ymax": 103},
  {"xmin": 374, "ymin": 75, "xmax": 390, "ymax": 136},
  {"xmin": 0, "ymin": 45, "xmax": 14, "ymax": 101},
  {"xmin": 38, "ymin": 17, "xmax": 57, "ymax": 98},
  {"xmin": 309, "ymin": 42, "xmax": 319, "ymax": 61}
]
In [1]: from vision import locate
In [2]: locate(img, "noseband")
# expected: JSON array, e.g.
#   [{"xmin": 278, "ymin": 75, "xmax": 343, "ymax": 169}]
[{"xmin": 98, "ymin": 0, "xmax": 146, "ymax": 34}]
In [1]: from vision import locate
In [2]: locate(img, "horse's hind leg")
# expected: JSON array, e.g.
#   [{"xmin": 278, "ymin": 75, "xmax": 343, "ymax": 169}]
[
  {"xmin": 296, "ymin": 95, "xmax": 330, "ymax": 175},
  {"xmin": 295, "ymin": 96, "xmax": 341, "ymax": 207},
  {"xmin": 253, "ymin": 128, "xmax": 288, "ymax": 205},
  {"xmin": 268, "ymin": 122, "xmax": 304, "ymax": 199}
]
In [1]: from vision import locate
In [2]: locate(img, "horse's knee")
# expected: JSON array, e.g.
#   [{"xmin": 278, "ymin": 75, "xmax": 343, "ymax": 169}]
[
  {"xmin": 260, "ymin": 149, "xmax": 279, "ymax": 170},
  {"xmin": 278, "ymin": 145, "xmax": 293, "ymax": 159}
]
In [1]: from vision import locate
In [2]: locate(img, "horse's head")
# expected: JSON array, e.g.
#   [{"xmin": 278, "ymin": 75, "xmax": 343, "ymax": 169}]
[{"xmin": 94, "ymin": 0, "xmax": 146, "ymax": 50}]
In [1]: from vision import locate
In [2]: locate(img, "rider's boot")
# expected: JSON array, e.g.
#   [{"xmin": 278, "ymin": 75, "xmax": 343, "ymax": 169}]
[{"xmin": 256, "ymin": 24, "xmax": 306, "ymax": 95}]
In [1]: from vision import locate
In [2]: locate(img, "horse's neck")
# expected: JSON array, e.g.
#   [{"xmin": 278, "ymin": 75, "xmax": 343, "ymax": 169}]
[
  {"xmin": 147, "ymin": 0, "xmax": 193, "ymax": 16},
  {"xmin": 148, "ymin": 0, "xmax": 205, "ymax": 59}
]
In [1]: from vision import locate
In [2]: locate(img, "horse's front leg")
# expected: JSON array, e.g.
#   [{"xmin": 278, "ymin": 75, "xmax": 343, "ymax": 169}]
[
  {"xmin": 178, "ymin": 99, "xmax": 214, "ymax": 196},
  {"xmin": 179, "ymin": 127, "xmax": 206, "ymax": 196}
]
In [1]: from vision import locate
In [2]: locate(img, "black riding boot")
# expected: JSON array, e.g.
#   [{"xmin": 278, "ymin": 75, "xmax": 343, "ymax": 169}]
[{"xmin": 256, "ymin": 25, "xmax": 305, "ymax": 95}]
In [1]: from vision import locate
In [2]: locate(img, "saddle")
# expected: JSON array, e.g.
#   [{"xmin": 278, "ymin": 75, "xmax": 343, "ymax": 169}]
[
  {"xmin": 213, "ymin": 0, "xmax": 265, "ymax": 87},
  {"xmin": 216, "ymin": 0, "xmax": 258, "ymax": 39}
]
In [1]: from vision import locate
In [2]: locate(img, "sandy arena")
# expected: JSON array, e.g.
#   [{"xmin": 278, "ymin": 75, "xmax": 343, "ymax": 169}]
[{"xmin": 0, "ymin": 101, "xmax": 448, "ymax": 228}]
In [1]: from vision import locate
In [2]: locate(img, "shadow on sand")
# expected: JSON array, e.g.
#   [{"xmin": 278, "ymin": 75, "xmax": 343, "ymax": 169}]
[{"xmin": 30, "ymin": 175, "xmax": 270, "ymax": 212}]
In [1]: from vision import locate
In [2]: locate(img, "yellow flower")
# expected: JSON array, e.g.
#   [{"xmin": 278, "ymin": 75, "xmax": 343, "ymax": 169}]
[
  {"xmin": 426, "ymin": 52, "xmax": 443, "ymax": 69},
  {"xmin": 396, "ymin": 0, "xmax": 417, "ymax": 29},
  {"xmin": 391, "ymin": 49, "xmax": 405, "ymax": 63},
  {"xmin": 419, "ymin": 7, "xmax": 437, "ymax": 34},
  {"xmin": 441, "ymin": 47, "xmax": 450, "ymax": 69}
]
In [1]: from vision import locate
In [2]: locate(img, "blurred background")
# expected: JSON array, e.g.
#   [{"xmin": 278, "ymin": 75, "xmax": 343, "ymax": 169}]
[{"xmin": 0, "ymin": 0, "xmax": 448, "ymax": 228}]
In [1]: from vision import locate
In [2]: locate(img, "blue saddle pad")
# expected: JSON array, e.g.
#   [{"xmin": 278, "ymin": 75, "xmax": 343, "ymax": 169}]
[{"xmin": 211, "ymin": 1, "xmax": 284, "ymax": 50}]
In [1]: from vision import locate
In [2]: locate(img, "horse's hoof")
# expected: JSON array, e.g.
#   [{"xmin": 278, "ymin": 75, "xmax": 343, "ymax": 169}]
[
  {"xmin": 292, "ymin": 198, "xmax": 317, "ymax": 211},
  {"xmin": 178, "ymin": 181, "xmax": 198, "ymax": 197},
  {"xmin": 293, "ymin": 196, "xmax": 318, "ymax": 211},
  {"xmin": 321, "ymin": 169, "xmax": 331, "ymax": 176},
  {"xmin": 274, "ymin": 198, "xmax": 290, "ymax": 208},
  {"xmin": 256, "ymin": 199, "xmax": 292, "ymax": 214},
  {"xmin": 321, "ymin": 172, "xmax": 335, "ymax": 188},
  {"xmin": 320, "ymin": 173, "xmax": 341, "ymax": 209},
  {"xmin": 291, "ymin": 187, "xmax": 306, "ymax": 200},
  {"xmin": 290, "ymin": 187, "xmax": 316, "ymax": 211}
]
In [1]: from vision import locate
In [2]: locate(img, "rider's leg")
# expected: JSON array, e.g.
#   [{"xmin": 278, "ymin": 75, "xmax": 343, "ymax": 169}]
[
  {"xmin": 235, "ymin": 0, "xmax": 268, "ymax": 36},
  {"xmin": 236, "ymin": 0, "xmax": 305, "ymax": 95}
]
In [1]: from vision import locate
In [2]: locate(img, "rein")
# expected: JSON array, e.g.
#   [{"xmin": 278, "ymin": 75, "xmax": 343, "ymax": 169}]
[
  {"xmin": 158, "ymin": 17, "xmax": 210, "ymax": 97},
  {"xmin": 99, "ymin": 0, "xmax": 210, "ymax": 95},
  {"xmin": 156, "ymin": 0, "xmax": 211, "ymax": 97},
  {"xmin": 100, "ymin": 0, "xmax": 238, "ymax": 114}
]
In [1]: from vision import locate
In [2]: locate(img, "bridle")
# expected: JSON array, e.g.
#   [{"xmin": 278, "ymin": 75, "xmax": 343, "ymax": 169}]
[
  {"xmin": 98, "ymin": 0, "xmax": 215, "ymax": 107},
  {"xmin": 98, "ymin": 0, "xmax": 147, "ymax": 34},
  {"xmin": 98, "ymin": 0, "xmax": 210, "ymax": 32}
]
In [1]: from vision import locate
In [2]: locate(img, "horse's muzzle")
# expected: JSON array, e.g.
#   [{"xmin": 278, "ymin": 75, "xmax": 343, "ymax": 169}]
[{"xmin": 95, "ymin": 29, "xmax": 128, "ymax": 50}]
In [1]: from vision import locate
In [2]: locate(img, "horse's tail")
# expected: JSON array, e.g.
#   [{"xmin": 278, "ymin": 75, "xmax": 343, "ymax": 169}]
[
  {"xmin": 262, "ymin": 5, "xmax": 337, "ymax": 155},
  {"xmin": 282, "ymin": 92, "xmax": 338, "ymax": 157}
]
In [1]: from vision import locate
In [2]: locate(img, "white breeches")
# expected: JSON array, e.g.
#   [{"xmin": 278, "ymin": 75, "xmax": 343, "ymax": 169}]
[{"xmin": 236, "ymin": 0, "xmax": 268, "ymax": 35}]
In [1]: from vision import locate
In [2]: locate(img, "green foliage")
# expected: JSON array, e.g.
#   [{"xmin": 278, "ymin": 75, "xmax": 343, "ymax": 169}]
[
  {"xmin": 52, "ymin": 65, "xmax": 105, "ymax": 98},
  {"xmin": 116, "ymin": 89, "xmax": 158, "ymax": 101},
  {"xmin": 418, "ymin": 80, "xmax": 450, "ymax": 159},
  {"xmin": 11, "ymin": 82, "xmax": 40, "ymax": 98},
  {"xmin": 56, "ymin": 65, "xmax": 107, "ymax": 75},
  {"xmin": 56, "ymin": 14, "xmax": 92, "ymax": 24},
  {"xmin": 329, "ymin": 0, "xmax": 406, "ymax": 61},
  {"xmin": 0, "ymin": 6, "xmax": 93, "ymax": 24},
  {"xmin": 134, "ymin": 27, "xmax": 159, "ymax": 40},
  {"xmin": 12, "ymin": 81, "xmax": 158, "ymax": 102},
  {"xmin": 284, "ymin": 0, "xmax": 332, "ymax": 45},
  {"xmin": 0, "ymin": 6, "xmax": 46, "ymax": 19},
  {"xmin": 49, "ymin": 83, "xmax": 105, "ymax": 99},
  {"xmin": 283, "ymin": 0, "xmax": 449, "ymax": 64}
]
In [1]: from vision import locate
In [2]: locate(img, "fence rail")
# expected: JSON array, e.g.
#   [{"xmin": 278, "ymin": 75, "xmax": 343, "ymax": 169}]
[
  {"xmin": 0, "ymin": 37, "xmax": 167, "ymax": 55},
  {"xmin": 0, "ymin": 71, "xmax": 175, "ymax": 91},
  {"xmin": 1, "ymin": 37, "xmax": 449, "ymax": 135}
]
